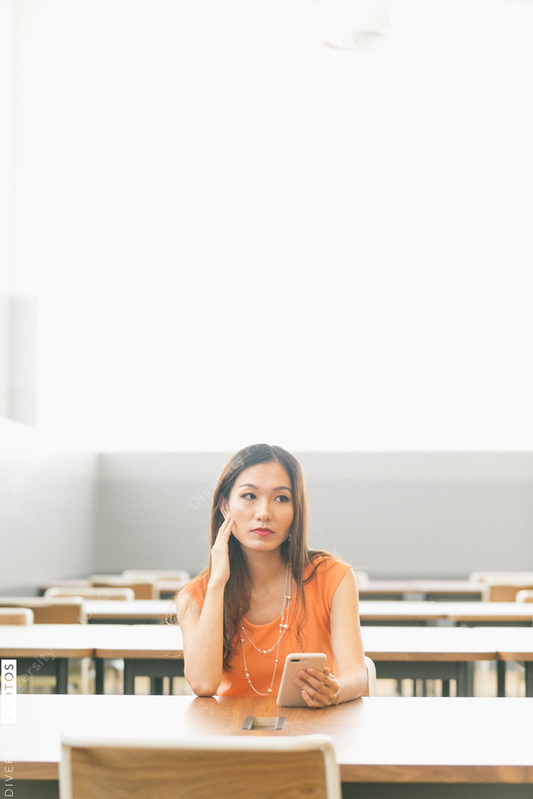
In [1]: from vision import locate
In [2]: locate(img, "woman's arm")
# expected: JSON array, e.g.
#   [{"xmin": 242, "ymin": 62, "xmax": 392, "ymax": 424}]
[
  {"xmin": 296, "ymin": 568, "xmax": 367, "ymax": 707},
  {"xmin": 176, "ymin": 516, "xmax": 234, "ymax": 696}
]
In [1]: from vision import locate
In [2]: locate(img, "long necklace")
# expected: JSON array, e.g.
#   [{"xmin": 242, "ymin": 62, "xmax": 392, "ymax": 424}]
[{"xmin": 240, "ymin": 563, "xmax": 292, "ymax": 696}]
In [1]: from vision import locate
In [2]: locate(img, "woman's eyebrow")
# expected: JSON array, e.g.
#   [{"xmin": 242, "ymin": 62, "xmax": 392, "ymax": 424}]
[{"xmin": 238, "ymin": 482, "xmax": 292, "ymax": 493}]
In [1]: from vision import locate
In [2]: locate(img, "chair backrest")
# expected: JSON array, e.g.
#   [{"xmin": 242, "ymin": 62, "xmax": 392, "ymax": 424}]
[
  {"xmin": 90, "ymin": 575, "xmax": 157, "ymax": 600},
  {"xmin": 363, "ymin": 656, "xmax": 377, "ymax": 697},
  {"xmin": 44, "ymin": 586, "xmax": 135, "ymax": 601},
  {"xmin": 482, "ymin": 580, "xmax": 533, "ymax": 602},
  {"xmin": 0, "ymin": 597, "xmax": 86, "ymax": 623},
  {"xmin": 60, "ymin": 734, "xmax": 341, "ymax": 799},
  {"xmin": 469, "ymin": 571, "xmax": 533, "ymax": 583},
  {"xmin": 515, "ymin": 590, "xmax": 533, "ymax": 603},
  {"xmin": 0, "ymin": 607, "xmax": 34, "ymax": 625},
  {"xmin": 122, "ymin": 569, "xmax": 190, "ymax": 582}
]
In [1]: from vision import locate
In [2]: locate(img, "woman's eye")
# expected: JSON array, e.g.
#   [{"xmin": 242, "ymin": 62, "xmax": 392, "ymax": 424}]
[
  {"xmin": 241, "ymin": 492, "xmax": 256, "ymax": 500},
  {"xmin": 276, "ymin": 495, "xmax": 290, "ymax": 503}
]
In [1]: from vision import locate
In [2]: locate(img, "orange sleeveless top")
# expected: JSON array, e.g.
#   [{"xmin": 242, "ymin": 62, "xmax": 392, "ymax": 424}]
[{"xmin": 184, "ymin": 556, "xmax": 352, "ymax": 697}]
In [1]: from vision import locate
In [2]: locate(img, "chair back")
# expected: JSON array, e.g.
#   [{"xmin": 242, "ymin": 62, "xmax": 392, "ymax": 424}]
[
  {"xmin": 0, "ymin": 607, "xmax": 34, "ymax": 625},
  {"xmin": 363, "ymin": 656, "xmax": 377, "ymax": 696},
  {"xmin": 60, "ymin": 734, "xmax": 341, "ymax": 799},
  {"xmin": 482, "ymin": 580, "xmax": 533, "ymax": 602},
  {"xmin": 515, "ymin": 590, "xmax": 533, "ymax": 603},
  {"xmin": 90, "ymin": 575, "xmax": 157, "ymax": 600},
  {"xmin": 0, "ymin": 597, "xmax": 85, "ymax": 623},
  {"xmin": 44, "ymin": 586, "xmax": 135, "ymax": 601}
]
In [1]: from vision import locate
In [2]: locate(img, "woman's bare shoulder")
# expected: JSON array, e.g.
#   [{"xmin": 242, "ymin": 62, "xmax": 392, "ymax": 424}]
[{"xmin": 177, "ymin": 585, "xmax": 202, "ymax": 621}]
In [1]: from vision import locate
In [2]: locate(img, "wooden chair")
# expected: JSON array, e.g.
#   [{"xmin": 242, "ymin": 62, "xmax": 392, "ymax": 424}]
[
  {"xmin": 60, "ymin": 734, "xmax": 341, "ymax": 799},
  {"xmin": 516, "ymin": 590, "xmax": 533, "ymax": 603},
  {"xmin": 0, "ymin": 597, "xmax": 86, "ymax": 623},
  {"xmin": 0, "ymin": 607, "xmax": 34, "ymax": 625},
  {"xmin": 90, "ymin": 575, "xmax": 157, "ymax": 600},
  {"xmin": 44, "ymin": 586, "xmax": 135, "ymax": 601},
  {"xmin": 363, "ymin": 656, "xmax": 377, "ymax": 697},
  {"xmin": 481, "ymin": 580, "xmax": 533, "ymax": 602}
]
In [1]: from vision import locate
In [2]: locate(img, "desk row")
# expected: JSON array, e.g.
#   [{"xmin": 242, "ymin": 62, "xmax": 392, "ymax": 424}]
[
  {"xmin": 2, "ymin": 624, "xmax": 532, "ymax": 696},
  {"xmin": 1, "ymin": 694, "xmax": 533, "ymax": 799}
]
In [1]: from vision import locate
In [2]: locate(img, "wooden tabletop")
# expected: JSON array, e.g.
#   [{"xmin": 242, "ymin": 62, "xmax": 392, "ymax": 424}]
[
  {"xmin": 3, "ymin": 624, "xmax": 531, "ymax": 663},
  {"xmin": 0, "ymin": 624, "xmax": 184, "ymax": 660},
  {"xmin": 2, "ymin": 694, "xmax": 532, "ymax": 783},
  {"xmin": 84, "ymin": 599, "xmax": 176, "ymax": 621},
  {"xmin": 360, "ymin": 600, "xmax": 533, "ymax": 623},
  {"xmin": 0, "ymin": 624, "xmax": 505, "ymax": 662},
  {"xmin": 81, "ymin": 598, "xmax": 533, "ymax": 624},
  {"xmin": 468, "ymin": 626, "xmax": 533, "ymax": 661},
  {"xmin": 359, "ymin": 580, "xmax": 482, "ymax": 598},
  {"xmin": 361, "ymin": 626, "xmax": 496, "ymax": 662}
]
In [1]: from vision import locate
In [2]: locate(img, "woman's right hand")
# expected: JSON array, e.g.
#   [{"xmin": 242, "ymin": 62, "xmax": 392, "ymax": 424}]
[{"xmin": 209, "ymin": 515, "xmax": 234, "ymax": 588}]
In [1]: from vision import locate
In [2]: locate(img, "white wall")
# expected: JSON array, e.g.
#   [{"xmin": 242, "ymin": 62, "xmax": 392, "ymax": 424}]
[
  {"xmin": 6, "ymin": 0, "xmax": 533, "ymax": 451},
  {"xmin": 95, "ymin": 451, "xmax": 533, "ymax": 577},
  {"xmin": 0, "ymin": 418, "xmax": 97, "ymax": 593}
]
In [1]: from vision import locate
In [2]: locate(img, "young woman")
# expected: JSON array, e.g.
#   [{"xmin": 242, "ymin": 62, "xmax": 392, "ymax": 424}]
[{"xmin": 177, "ymin": 444, "xmax": 367, "ymax": 706}]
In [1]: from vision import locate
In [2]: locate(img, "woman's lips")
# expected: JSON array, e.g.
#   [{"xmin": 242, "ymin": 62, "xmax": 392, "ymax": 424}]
[{"xmin": 251, "ymin": 528, "xmax": 274, "ymax": 536}]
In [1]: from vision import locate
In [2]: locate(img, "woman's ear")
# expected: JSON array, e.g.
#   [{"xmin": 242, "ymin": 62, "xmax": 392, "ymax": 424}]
[{"xmin": 219, "ymin": 498, "xmax": 229, "ymax": 519}]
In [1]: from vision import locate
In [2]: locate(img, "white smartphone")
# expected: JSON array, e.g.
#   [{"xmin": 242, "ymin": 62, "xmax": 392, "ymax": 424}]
[{"xmin": 276, "ymin": 653, "xmax": 327, "ymax": 707}]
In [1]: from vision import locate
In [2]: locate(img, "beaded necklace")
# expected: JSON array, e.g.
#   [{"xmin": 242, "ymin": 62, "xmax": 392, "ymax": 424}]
[{"xmin": 240, "ymin": 563, "xmax": 292, "ymax": 696}]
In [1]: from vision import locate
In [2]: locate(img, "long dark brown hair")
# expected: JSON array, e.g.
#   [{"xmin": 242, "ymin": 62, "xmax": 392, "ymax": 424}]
[{"xmin": 206, "ymin": 443, "xmax": 331, "ymax": 670}]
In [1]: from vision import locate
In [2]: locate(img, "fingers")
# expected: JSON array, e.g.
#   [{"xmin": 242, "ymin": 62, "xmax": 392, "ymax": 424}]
[
  {"xmin": 301, "ymin": 689, "xmax": 326, "ymax": 708},
  {"xmin": 215, "ymin": 516, "xmax": 234, "ymax": 544},
  {"xmin": 295, "ymin": 668, "xmax": 339, "ymax": 708}
]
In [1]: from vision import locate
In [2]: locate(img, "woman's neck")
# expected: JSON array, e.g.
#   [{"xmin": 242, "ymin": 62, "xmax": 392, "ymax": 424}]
[{"xmin": 242, "ymin": 550, "xmax": 288, "ymax": 594}]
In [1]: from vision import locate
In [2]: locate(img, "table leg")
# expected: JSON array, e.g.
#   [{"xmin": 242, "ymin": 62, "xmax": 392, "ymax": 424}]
[
  {"xmin": 525, "ymin": 662, "xmax": 532, "ymax": 697},
  {"xmin": 466, "ymin": 662, "xmax": 474, "ymax": 697},
  {"xmin": 456, "ymin": 663, "xmax": 466, "ymax": 696},
  {"xmin": 497, "ymin": 661, "xmax": 506, "ymax": 697},
  {"xmin": 54, "ymin": 658, "xmax": 69, "ymax": 694},
  {"xmin": 95, "ymin": 658, "xmax": 105, "ymax": 695},
  {"xmin": 123, "ymin": 661, "xmax": 135, "ymax": 695}
]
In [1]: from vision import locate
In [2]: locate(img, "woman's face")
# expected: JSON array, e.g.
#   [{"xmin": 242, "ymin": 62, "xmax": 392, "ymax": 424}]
[{"xmin": 221, "ymin": 461, "xmax": 294, "ymax": 553}]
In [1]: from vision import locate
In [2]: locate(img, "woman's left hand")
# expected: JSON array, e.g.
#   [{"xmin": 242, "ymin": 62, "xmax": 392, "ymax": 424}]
[{"xmin": 295, "ymin": 666, "xmax": 340, "ymax": 708}]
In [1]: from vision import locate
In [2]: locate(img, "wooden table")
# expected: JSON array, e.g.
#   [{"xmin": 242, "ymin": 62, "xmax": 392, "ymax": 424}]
[
  {"xmin": 95, "ymin": 625, "xmax": 497, "ymax": 697},
  {"xmin": 0, "ymin": 625, "xmax": 183, "ymax": 695},
  {"xmin": 81, "ymin": 598, "xmax": 533, "ymax": 627},
  {"xmin": 360, "ymin": 600, "xmax": 533, "ymax": 625},
  {"xmin": 84, "ymin": 599, "xmax": 176, "ymax": 622},
  {"xmin": 466, "ymin": 627, "xmax": 533, "ymax": 697},
  {"xmin": 93, "ymin": 624, "xmax": 183, "ymax": 694},
  {"xmin": 3, "ymin": 625, "xmax": 531, "ymax": 697},
  {"xmin": 362, "ymin": 626, "xmax": 496, "ymax": 696},
  {"xmin": 358, "ymin": 580, "xmax": 483, "ymax": 600},
  {"xmin": 2, "ymin": 695, "xmax": 532, "ymax": 799},
  {"xmin": 0, "ymin": 625, "xmax": 95, "ymax": 694}
]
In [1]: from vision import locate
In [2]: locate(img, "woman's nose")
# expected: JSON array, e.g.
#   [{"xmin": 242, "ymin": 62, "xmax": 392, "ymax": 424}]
[{"xmin": 256, "ymin": 499, "xmax": 271, "ymax": 520}]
